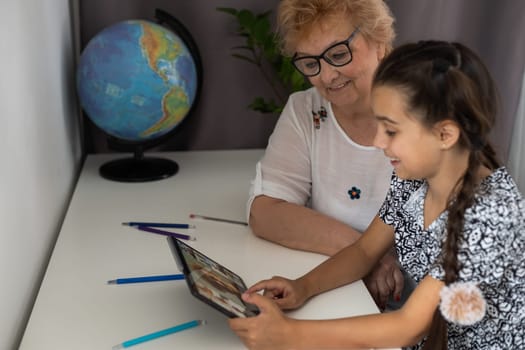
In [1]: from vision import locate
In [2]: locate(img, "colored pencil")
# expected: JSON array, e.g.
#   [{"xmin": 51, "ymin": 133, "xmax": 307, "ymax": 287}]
[
  {"xmin": 189, "ymin": 213, "xmax": 248, "ymax": 226},
  {"xmin": 134, "ymin": 225, "xmax": 196, "ymax": 241},
  {"xmin": 112, "ymin": 320, "xmax": 205, "ymax": 349},
  {"xmin": 107, "ymin": 274, "xmax": 185, "ymax": 285},
  {"xmin": 122, "ymin": 222, "xmax": 195, "ymax": 229}
]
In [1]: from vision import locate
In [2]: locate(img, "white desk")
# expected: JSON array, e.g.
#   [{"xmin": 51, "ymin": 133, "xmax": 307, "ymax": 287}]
[{"xmin": 20, "ymin": 149, "xmax": 398, "ymax": 350}]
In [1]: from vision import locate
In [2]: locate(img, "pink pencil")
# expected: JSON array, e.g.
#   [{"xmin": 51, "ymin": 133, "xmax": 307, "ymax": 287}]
[{"xmin": 189, "ymin": 213, "xmax": 248, "ymax": 226}]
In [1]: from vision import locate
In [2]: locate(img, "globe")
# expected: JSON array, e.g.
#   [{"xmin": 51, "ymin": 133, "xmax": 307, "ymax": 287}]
[
  {"xmin": 76, "ymin": 16, "xmax": 201, "ymax": 182},
  {"xmin": 77, "ymin": 19, "xmax": 198, "ymax": 142}
]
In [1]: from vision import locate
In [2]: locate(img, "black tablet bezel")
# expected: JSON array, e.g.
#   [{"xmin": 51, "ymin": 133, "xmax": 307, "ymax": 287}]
[{"xmin": 167, "ymin": 236, "xmax": 259, "ymax": 318}]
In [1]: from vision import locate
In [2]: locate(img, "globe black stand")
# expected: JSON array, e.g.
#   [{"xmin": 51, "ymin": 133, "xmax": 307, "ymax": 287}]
[{"xmin": 99, "ymin": 146, "xmax": 178, "ymax": 182}]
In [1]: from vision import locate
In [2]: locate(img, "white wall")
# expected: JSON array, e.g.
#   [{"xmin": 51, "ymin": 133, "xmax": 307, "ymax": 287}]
[{"xmin": 0, "ymin": 0, "xmax": 82, "ymax": 349}]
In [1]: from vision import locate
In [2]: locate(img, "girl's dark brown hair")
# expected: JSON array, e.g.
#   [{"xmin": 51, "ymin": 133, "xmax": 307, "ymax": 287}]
[{"xmin": 373, "ymin": 41, "xmax": 501, "ymax": 348}]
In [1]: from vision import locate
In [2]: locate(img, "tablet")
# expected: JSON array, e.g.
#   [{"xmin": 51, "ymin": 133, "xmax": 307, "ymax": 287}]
[{"xmin": 167, "ymin": 236, "xmax": 260, "ymax": 318}]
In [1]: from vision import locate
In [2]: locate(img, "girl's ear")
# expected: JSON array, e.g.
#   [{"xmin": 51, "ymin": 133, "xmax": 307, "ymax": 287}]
[{"xmin": 435, "ymin": 120, "xmax": 461, "ymax": 150}]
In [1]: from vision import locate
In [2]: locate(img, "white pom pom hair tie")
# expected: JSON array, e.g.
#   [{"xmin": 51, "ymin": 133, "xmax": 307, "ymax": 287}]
[{"xmin": 439, "ymin": 281, "xmax": 486, "ymax": 326}]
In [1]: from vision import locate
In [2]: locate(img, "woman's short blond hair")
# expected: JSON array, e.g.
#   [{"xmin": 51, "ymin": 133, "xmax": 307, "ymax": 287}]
[{"xmin": 277, "ymin": 0, "xmax": 396, "ymax": 56}]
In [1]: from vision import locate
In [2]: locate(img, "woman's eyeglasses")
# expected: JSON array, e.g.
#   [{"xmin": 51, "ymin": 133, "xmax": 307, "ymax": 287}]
[{"xmin": 292, "ymin": 27, "xmax": 360, "ymax": 77}]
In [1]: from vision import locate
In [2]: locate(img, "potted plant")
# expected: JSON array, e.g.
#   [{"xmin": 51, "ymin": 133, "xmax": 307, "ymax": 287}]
[{"xmin": 217, "ymin": 7, "xmax": 310, "ymax": 114}]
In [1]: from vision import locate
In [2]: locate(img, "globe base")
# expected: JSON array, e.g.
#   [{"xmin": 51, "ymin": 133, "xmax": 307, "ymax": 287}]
[{"xmin": 99, "ymin": 157, "xmax": 179, "ymax": 182}]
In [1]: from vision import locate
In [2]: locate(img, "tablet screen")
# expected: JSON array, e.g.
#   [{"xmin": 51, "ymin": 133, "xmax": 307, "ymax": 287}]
[{"xmin": 167, "ymin": 237, "xmax": 259, "ymax": 318}]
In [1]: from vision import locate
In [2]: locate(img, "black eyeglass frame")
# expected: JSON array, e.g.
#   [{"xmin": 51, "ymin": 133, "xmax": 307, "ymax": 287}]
[{"xmin": 292, "ymin": 27, "xmax": 360, "ymax": 77}]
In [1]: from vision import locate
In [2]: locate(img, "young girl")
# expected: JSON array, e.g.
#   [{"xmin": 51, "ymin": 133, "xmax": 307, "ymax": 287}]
[{"xmin": 229, "ymin": 40, "xmax": 525, "ymax": 349}]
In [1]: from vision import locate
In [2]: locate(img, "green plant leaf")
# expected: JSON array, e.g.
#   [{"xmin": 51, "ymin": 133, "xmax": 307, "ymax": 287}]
[
  {"xmin": 219, "ymin": 7, "xmax": 305, "ymax": 114},
  {"xmin": 265, "ymin": 38, "xmax": 278, "ymax": 58},
  {"xmin": 253, "ymin": 17, "xmax": 271, "ymax": 44},
  {"xmin": 237, "ymin": 9, "xmax": 256, "ymax": 30}
]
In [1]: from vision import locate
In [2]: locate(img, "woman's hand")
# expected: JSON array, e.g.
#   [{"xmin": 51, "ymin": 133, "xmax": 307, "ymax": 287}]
[
  {"xmin": 247, "ymin": 276, "xmax": 310, "ymax": 310},
  {"xmin": 363, "ymin": 251, "xmax": 404, "ymax": 310},
  {"xmin": 229, "ymin": 292, "xmax": 297, "ymax": 350}
]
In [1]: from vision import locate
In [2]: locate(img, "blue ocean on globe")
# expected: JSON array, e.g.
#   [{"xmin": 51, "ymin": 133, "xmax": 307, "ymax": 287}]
[{"xmin": 77, "ymin": 20, "xmax": 198, "ymax": 142}]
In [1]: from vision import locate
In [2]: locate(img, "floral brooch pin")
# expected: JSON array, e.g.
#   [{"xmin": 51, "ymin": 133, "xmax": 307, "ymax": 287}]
[
  {"xmin": 312, "ymin": 106, "xmax": 328, "ymax": 130},
  {"xmin": 348, "ymin": 186, "xmax": 361, "ymax": 200},
  {"xmin": 439, "ymin": 281, "xmax": 486, "ymax": 326}
]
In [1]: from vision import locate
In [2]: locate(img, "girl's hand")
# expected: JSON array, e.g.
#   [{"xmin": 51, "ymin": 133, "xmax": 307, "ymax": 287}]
[
  {"xmin": 247, "ymin": 276, "xmax": 310, "ymax": 310},
  {"xmin": 229, "ymin": 292, "xmax": 296, "ymax": 350}
]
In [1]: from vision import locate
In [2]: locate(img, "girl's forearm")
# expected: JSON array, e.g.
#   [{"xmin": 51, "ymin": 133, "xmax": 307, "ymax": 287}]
[
  {"xmin": 292, "ymin": 276, "xmax": 443, "ymax": 349},
  {"xmin": 292, "ymin": 311, "xmax": 422, "ymax": 349},
  {"xmin": 299, "ymin": 241, "xmax": 373, "ymax": 299},
  {"xmin": 298, "ymin": 216, "xmax": 395, "ymax": 300}
]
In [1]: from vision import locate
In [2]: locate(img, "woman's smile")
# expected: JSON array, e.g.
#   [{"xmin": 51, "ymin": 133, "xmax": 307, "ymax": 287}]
[{"xmin": 327, "ymin": 79, "xmax": 352, "ymax": 91}]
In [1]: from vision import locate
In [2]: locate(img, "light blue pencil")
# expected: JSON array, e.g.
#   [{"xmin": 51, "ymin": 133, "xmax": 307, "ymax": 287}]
[{"xmin": 112, "ymin": 320, "xmax": 205, "ymax": 349}]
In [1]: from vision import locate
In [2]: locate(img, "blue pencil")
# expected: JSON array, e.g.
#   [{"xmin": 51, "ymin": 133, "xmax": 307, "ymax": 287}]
[
  {"xmin": 112, "ymin": 320, "xmax": 205, "ymax": 349},
  {"xmin": 107, "ymin": 274, "xmax": 185, "ymax": 285},
  {"xmin": 122, "ymin": 222, "xmax": 195, "ymax": 229}
]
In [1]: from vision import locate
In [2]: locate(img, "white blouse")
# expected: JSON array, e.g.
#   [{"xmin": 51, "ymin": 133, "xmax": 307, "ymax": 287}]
[{"xmin": 248, "ymin": 87, "xmax": 392, "ymax": 232}]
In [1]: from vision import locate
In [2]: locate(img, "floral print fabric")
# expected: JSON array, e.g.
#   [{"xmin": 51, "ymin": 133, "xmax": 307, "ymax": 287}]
[{"xmin": 379, "ymin": 167, "xmax": 525, "ymax": 349}]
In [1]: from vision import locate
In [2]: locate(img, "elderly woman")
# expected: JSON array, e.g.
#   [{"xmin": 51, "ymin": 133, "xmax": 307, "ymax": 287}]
[{"xmin": 247, "ymin": 0, "xmax": 407, "ymax": 308}]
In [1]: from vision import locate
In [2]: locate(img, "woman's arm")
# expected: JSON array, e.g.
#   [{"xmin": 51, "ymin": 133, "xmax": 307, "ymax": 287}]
[{"xmin": 250, "ymin": 195, "xmax": 362, "ymax": 256}]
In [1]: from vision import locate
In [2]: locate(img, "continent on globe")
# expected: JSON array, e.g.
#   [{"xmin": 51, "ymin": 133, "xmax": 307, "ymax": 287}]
[{"xmin": 77, "ymin": 19, "xmax": 198, "ymax": 142}]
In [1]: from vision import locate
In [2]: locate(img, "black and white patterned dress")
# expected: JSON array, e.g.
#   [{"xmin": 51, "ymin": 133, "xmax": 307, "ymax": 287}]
[{"xmin": 379, "ymin": 167, "xmax": 525, "ymax": 349}]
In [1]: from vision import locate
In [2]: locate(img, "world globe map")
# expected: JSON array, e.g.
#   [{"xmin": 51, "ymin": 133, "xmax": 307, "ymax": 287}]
[{"xmin": 77, "ymin": 19, "xmax": 198, "ymax": 142}]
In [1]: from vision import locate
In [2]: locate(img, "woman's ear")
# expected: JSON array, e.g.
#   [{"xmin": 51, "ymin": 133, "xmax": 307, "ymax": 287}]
[
  {"xmin": 376, "ymin": 42, "xmax": 386, "ymax": 61},
  {"xmin": 435, "ymin": 120, "xmax": 460, "ymax": 149}
]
